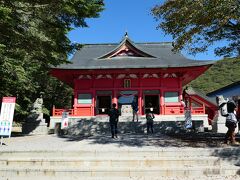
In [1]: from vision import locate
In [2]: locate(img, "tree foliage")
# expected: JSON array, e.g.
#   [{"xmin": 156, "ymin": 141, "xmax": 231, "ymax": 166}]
[
  {"xmin": 0, "ymin": 0, "xmax": 104, "ymax": 120},
  {"xmin": 152, "ymin": 0, "xmax": 240, "ymax": 57},
  {"xmin": 190, "ymin": 58, "xmax": 240, "ymax": 93}
]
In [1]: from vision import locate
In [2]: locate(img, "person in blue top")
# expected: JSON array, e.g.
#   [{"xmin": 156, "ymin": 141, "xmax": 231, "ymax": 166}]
[{"xmin": 132, "ymin": 96, "xmax": 138, "ymax": 122}]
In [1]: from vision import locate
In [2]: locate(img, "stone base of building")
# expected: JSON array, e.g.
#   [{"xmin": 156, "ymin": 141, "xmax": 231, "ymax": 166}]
[{"xmin": 49, "ymin": 114, "xmax": 211, "ymax": 135}]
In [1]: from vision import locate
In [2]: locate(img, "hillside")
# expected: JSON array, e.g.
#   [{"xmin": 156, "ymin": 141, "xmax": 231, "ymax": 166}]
[{"xmin": 189, "ymin": 58, "xmax": 240, "ymax": 94}]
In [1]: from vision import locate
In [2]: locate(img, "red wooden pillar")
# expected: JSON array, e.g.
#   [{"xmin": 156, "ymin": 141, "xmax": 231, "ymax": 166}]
[
  {"xmin": 139, "ymin": 89, "xmax": 143, "ymax": 115},
  {"xmin": 160, "ymin": 76, "xmax": 164, "ymax": 115},
  {"xmin": 179, "ymin": 77, "xmax": 183, "ymax": 100},
  {"xmin": 113, "ymin": 74, "xmax": 118, "ymax": 107},
  {"xmin": 92, "ymin": 90, "xmax": 96, "ymax": 116},
  {"xmin": 92, "ymin": 75, "xmax": 95, "ymax": 116},
  {"xmin": 113, "ymin": 90, "xmax": 117, "ymax": 107},
  {"xmin": 138, "ymin": 73, "xmax": 143, "ymax": 115},
  {"xmin": 160, "ymin": 89, "xmax": 164, "ymax": 115},
  {"xmin": 73, "ymin": 79, "xmax": 78, "ymax": 116}
]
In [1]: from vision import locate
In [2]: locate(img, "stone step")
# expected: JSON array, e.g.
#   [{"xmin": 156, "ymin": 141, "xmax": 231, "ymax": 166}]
[
  {"xmin": 0, "ymin": 149, "xmax": 218, "ymax": 158},
  {"xmin": 0, "ymin": 166, "xmax": 238, "ymax": 178},
  {"xmin": 2, "ymin": 176, "xmax": 237, "ymax": 180},
  {"xmin": 0, "ymin": 156, "xmax": 224, "ymax": 167},
  {"xmin": 1, "ymin": 148, "xmax": 239, "ymax": 179}
]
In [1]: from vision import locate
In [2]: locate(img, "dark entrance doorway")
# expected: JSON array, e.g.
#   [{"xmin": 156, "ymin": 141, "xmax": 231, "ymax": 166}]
[
  {"xmin": 144, "ymin": 95, "xmax": 160, "ymax": 114},
  {"xmin": 96, "ymin": 96, "xmax": 111, "ymax": 114}
]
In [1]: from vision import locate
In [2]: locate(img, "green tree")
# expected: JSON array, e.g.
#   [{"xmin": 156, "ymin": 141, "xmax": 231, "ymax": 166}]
[
  {"xmin": 152, "ymin": 0, "xmax": 240, "ymax": 57},
  {"xmin": 0, "ymin": 0, "xmax": 104, "ymax": 120}
]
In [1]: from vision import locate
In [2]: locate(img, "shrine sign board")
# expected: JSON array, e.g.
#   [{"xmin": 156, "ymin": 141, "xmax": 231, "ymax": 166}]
[
  {"xmin": 61, "ymin": 111, "xmax": 69, "ymax": 129},
  {"xmin": 121, "ymin": 105, "xmax": 133, "ymax": 116},
  {"xmin": 0, "ymin": 97, "xmax": 16, "ymax": 137}
]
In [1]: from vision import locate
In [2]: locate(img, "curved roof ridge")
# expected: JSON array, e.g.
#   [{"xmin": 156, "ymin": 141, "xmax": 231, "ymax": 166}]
[
  {"xmin": 80, "ymin": 42, "xmax": 173, "ymax": 46},
  {"xmin": 97, "ymin": 33, "xmax": 156, "ymax": 59}
]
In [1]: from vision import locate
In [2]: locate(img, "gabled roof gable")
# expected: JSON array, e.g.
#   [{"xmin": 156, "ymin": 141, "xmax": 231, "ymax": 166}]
[{"xmin": 98, "ymin": 33, "xmax": 155, "ymax": 59}]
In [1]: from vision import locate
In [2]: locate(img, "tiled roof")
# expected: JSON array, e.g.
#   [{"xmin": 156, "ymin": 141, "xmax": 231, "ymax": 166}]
[{"xmin": 53, "ymin": 35, "xmax": 214, "ymax": 70}]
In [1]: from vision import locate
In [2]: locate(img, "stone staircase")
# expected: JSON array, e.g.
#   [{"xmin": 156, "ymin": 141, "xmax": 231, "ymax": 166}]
[{"xmin": 0, "ymin": 148, "xmax": 239, "ymax": 180}]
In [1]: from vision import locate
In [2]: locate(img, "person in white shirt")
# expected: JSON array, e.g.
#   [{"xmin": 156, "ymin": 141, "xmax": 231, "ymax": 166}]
[{"xmin": 224, "ymin": 100, "xmax": 239, "ymax": 145}]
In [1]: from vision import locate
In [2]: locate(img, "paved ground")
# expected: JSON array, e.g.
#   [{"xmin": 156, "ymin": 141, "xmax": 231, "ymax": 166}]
[{"xmin": 0, "ymin": 132, "xmax": 239, "ymax": 151}]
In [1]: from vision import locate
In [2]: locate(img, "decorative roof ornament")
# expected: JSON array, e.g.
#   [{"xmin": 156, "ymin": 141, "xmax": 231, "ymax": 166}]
[
  {"xmin": 97, "ymin": 32, "xmax": 156, "ymax": 59},
  {"xmin": 116, "ymin": 74, "xmax": 138, "ymax": 79},
  {"xmin": 78, "ymin": 75, "xmax": 92, "ymax": 79},
  {"xmin": 129, "ymin": 74, "xmax": 138, "ymax": 79},
  {"xmin": 163, "ymin": 73, "xmax": 177, "ymax": 78},
  {"xmin": 143, "ymin": 73, "xmax": 159, "ymax": 78},
  {"xmin": 125, "ymin": 31, "xmax": 128, "ymax": 38},
  {"xmin": 117, "ymin": 74, "xmax": 126, "ymax": 79},
  {"xmin": 96, "ymin": 74, "xmax": 112, "ymax": 79}
]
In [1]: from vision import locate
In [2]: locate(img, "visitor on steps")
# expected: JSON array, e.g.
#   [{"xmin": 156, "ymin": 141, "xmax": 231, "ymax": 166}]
[
  {"xmin": 108, "ymin": 103, "xmax": 120, "ymax": 139},
  {"xmin": 146, "ymin": 109, "xmax": 155, "ymax": 134},
  {"xmin": 224, "ymin": 100, "xmax": 239, "ymax": 145},
  {"xmin": 132, "ymin": 96, "xmax": 138, "ymax": 122}
]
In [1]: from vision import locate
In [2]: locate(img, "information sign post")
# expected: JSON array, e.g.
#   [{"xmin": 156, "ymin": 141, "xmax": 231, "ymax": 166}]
[
  {"xmin": 0, "ymin": 97, "xmax": 16, "ymax": 145},
  {"xmin": 61, "ymin": 111, "xmax": 69, "ymax": 129}
]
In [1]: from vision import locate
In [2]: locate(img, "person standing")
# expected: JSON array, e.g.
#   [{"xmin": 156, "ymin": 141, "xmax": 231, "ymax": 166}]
[
  {"xmin": 146, "ymin": 109, "xmax": 155, "ymax": 134},
  {"xmin": 182, "ymin": 87, "xmax": 188, "ymax": 104},
  {"xmin": 132, "ymin": 96, "xmax": 138, "ymax": 122},
  {"xmin": 108, "ymin": 103, "xmax": 120, "ymax": 139},
  {"xmin": 224, "ymin": 100, "xmax": 239, "ymax": 145}
]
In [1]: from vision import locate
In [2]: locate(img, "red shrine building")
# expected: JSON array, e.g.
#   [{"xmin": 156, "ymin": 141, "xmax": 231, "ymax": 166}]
[{"xmin": 50, "ymin": 34, "xmax": 215, "ymax": 129}]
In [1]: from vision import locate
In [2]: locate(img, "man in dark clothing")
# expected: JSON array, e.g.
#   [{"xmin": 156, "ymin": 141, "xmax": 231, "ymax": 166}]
[
  {"xmin": 132, "ymin": 96, "xmax": 138, "ymax": 122},
  {"xmin": 146, "ymin": 109, "xmax": 155, "ymax": 134},
  {"xmin": 108, "ymin": 103, "xmax": 120, "ymax": 139}
]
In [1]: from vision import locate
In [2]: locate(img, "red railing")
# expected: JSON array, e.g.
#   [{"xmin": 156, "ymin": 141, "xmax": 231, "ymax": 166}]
[
  {"xmin": 52, "ymin": 106, "xmax": 75, "ymax": 116},
  {"xmin": 52, "ymin": 105, "xmax": 205, "ymax": 116},
  {"xmin": 191, "ymin": 107, "xmax": 205, "ymax": 114},
  {"xmin": 163, "ymin": 105, "xmax": 184, "ymax": 115},
  {"xmin": 163, "ymin": 105, "xmax": 204, "ymax": 115}
]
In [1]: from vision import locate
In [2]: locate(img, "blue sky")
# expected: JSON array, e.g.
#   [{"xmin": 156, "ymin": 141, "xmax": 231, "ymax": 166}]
[{"xmin": 68, "ymin": 0, "xmax": 223, "ymax": 61}]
